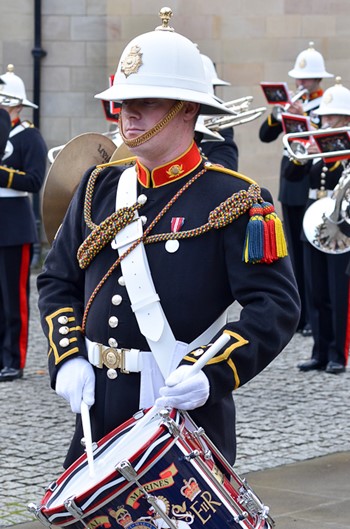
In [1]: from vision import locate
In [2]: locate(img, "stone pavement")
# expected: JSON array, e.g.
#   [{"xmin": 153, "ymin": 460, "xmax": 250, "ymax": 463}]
[{"xmin": 0, "ymin": 271, "xmax": 349, "ymax": 528}]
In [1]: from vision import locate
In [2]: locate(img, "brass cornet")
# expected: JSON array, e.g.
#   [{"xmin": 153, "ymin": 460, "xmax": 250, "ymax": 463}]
[
  {"xmin": 272, "ymin": 86, "xmax": 309, "ymax": 121},
  {"xmin": 204, "ymin": 96, "xmax": 266, "ymax": 131},
  {"xmin": 283, "ymin": 126, "xmax": 350, "ymax": 163}
]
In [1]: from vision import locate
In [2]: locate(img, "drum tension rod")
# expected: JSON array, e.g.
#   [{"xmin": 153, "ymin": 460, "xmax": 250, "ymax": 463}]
[
  {"xmin": 158, "ymin": 408, "xmax": 181, "ymax": 437},
  {"xmin": 116, "ymin": 460, "xmax": 138, "ymax": 482},
  {"xmin": 63, "ymin": 496, "xmax": 89, "ymax": 528},
  {"xmin": 27, "ymin": 503, "xmax": 52, "ymax": 528},
  {"xmin": 146, "ymin": 495, "xmax": 178, "ymax": 529},
  {"xmin": 116, "ymin": 461, "xmax": 178, "ymax": 529}
]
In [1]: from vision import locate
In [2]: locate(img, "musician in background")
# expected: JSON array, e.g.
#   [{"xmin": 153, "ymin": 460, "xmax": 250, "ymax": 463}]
[
  {"xmin": 259, "ymin": 42, "xmax": 334, "ymax": 337},
  {"xmin": 0, "ymin": 110, "xmax": 11, "ymax": 158},
  {"xmin": 199, "ymin": 54, "xmax": 239, "ymax": 171},
  {"xmin": 37, "ymin": 10, "xmax": 300, "ymax": 469},
  {"xmin": 0, "ymin": 65, "xmax": 47, "ymax": 382},
  {"xmin": 284, "ymin": 78, "xmax": 350, "ymax": 374}
]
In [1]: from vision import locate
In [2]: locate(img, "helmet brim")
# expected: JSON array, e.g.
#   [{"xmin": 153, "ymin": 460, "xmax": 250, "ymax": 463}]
[
  {"xmin": 288, "ymin": 69, "xmax": 334, "ymax": 79},
  {"xmin": 94, "ymin": 85, "xmax": 235, "ymax": 116}
]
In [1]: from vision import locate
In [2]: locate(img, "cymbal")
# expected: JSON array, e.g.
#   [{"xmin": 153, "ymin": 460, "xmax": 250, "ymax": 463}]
[
  {"xmin": 42, "ymin": 132, "xmax": 116, "ymax": 244},
  {"xmin": 109, "ymin": 140, "xmax": 133, "ymax": 162}
]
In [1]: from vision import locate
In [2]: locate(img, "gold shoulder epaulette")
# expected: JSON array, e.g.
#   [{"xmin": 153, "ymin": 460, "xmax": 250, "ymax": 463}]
[
  {"xmin": 205, "ymin": 163, "xmax": 258, "ymax": 186},
  {"xmin": 22, "ymin": 120, "xmax": 34, "ymax": 128},
  {"xmin": 97, "ymin": 156, "xmax": 136, "ymax": 169},
  {"xmin": 0, "ymin": 165, "xmax": 26, "ymax": 176},
  {"xmin": 330, "ymin": 161, "xmax": 341, "ymax": 172},
  {"xmin": 267, "ymin": 114, "xmax": 280, "ymax": 127}
]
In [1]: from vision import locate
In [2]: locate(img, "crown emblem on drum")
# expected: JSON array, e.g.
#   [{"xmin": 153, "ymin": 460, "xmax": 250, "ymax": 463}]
[
  {"xmin": 121, "ymin": 45, "xmax": 143, "ymax": 78},
  {"xmin": 180, "ymin": 477, "xmax": 201, "ymax": 501},
  {"xmin": 109, "ymin": 507, "xmax": 133, "ymax": 527}
]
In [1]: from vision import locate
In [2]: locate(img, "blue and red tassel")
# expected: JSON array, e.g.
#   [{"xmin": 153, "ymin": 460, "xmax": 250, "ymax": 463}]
[{"xmin": 243, "ymin": 201, "xmax": 288, "ymax": 264}]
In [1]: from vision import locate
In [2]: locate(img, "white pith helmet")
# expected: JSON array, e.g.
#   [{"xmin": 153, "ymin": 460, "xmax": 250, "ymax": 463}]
[
  {"xmin": 0, "ymin": 64, "xmax": 38, "ymax": 108},
  {"xmin": 195, "ymin": 115, "xmax": 224, "ymax": 141},
  {"xmin": 288, "ymin": 42, "xmax": 334, "ymax": 79},
  {"xmin": 200, "ymin": 53, "xmax": 230, "ymax": 87},
  {"xmin": 314, "ymin": 77, "xmax": 350, "ymax": 116},
  {"xmin": 95, "ymin": 8, "xmax": 234, "ymax": 116}
]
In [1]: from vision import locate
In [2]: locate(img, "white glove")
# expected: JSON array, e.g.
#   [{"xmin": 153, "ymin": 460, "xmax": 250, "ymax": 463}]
[
  {"xmin": 156, "ymin": 365, "xmax": 210, "ymax": 410},
  {"xmin": 55, "ymin": 357, "xmax": 95, "ymax": 413}
]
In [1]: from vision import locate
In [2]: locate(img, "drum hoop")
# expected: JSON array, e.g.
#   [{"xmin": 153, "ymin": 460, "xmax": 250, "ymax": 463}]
[{"xmin": 41, "ymin": 410, "xmax": 184, "ymax": 522}]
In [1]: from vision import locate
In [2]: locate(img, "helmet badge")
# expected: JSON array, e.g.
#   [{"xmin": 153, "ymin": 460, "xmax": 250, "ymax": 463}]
[
  {"xmin": 121, "ymin": 45, "xmax": 143, "ymax": 78},
  {"xmin": 298, "ymin": 58, "xmax": 307, "ymax": 69},
  {"xmin": 323, "ymin": 92, "xmax": 333, "ymax": 105}
]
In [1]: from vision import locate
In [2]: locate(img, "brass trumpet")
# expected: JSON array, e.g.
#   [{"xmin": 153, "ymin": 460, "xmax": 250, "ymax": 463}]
[
  {"xmin": 204, "ymin": 96, "xmax": 266, "ymax": 131},
  {"xmin": 283, "ymin": 126, "xmax": 350, "ymax": 163},
  {"xmin": 272, "ymin": 86, "xmax": 309, "ymax": 121}
]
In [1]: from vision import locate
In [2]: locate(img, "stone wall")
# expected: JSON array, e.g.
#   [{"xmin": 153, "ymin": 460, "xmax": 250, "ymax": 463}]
[{"xmin": 1, "ymin": 0, "xmax": 350, "ymax": 208}]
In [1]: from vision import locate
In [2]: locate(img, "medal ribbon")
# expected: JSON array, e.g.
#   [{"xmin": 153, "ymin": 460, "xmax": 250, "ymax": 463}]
[{"xmin": 171, "ymin": 217, "xmax": 185, "ymax": 233}]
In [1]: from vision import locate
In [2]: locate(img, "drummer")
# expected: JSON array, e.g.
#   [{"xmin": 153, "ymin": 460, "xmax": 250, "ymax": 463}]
[{"xmin": 37, "ymin": 8, "xmax": 300, "ymax": 469}]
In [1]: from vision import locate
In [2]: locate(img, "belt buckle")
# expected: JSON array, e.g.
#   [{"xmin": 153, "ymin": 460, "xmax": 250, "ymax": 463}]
[
  {"xmin": 98, "ymin": 345, "xmax": 129, "ymax": 374},
  {"xmin": 317, "ymin": 189, "xmax": 327, "ymax": 199}
]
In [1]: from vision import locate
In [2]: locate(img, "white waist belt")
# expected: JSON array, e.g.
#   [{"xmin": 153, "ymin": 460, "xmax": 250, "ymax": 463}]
[
  {"xmin": 308, "ymin": 189, "xmax": 333, "ymax": 200},
  {"xmin": 85, "ymin": 338, "xmax": 166, "ymax": 408},
  {"xmin": 85, "ymin": 338, "xmax": 147, "ymax": 373},
  {"xmin": 0, "ymin": 188, "xmax": 28, "ymax": 198}
]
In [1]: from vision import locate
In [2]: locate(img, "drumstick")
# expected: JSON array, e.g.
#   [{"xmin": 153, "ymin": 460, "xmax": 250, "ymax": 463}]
[
  {"xmin": 115, "ymin": 332, "xmax": 231, "ymax": 458},
  {"xmin": 81, "ymin": 401, "xmax": 95, "ymax": 477}
]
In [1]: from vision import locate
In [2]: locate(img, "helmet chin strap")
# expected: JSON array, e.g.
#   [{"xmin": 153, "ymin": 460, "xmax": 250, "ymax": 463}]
[{"xmin": 119, "ymin": 100, "xmax": 184, "ymax": 148}]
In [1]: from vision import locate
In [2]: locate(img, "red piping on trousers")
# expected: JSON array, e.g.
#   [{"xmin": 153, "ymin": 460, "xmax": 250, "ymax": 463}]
[
  {"xmin": 344, "ymin": 279, "xmax": 350, "ymax": 367},
  {"xmin": 19, "ymin": 244, "xmax": 30, "ymax": 369}
]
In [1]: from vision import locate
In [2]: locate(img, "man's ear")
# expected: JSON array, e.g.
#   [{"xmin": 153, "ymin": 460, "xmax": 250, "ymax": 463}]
[{"xmin": 183, "ymin": 101, "xmax": 201, "ymax": 121}]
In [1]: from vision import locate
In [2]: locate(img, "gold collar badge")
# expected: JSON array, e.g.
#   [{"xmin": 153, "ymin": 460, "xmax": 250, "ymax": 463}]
[
  {"xmin": 121, "ymin": 45, "xmax": 143, "ymax": 77},
  {"xmin": 167, "ymin": 164, "xmax": 184, "ymax": 177}
]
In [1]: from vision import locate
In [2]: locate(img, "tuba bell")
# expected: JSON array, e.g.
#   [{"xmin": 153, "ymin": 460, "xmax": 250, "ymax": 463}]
[
  {"xmin": 284, "ymin": 126, "xmax": 350, "ymax": 253},
  {"xmin": 303, "ymin": 164, "xmax": 350, "ymax": 254}
]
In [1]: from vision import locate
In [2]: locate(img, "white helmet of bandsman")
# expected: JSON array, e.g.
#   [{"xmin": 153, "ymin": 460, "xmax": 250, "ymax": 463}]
[
  {"xmin": 0, "ymin": 64, "xmax": 38, "ymax": 109},
  {"xmin": 315, "ymin": 77, "xmax": 350, "ymax": 117},
  {"xmin": 200, "ymin": 53, "xmax": 230, "ymax": 88},
  {"xmin": 95, "ymin": 8, "xmax": 234, "ymax": 117},
  {"xmin": 288, "ymin": 42, "xmax": 334, "ymax": 79}
]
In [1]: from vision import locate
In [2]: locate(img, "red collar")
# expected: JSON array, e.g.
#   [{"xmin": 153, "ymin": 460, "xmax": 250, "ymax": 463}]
[
  {"xmin": 136, "ymin": 141, "xmax": 202, "ymax": 188},
  {"xmin": 309, "ymin": 89, "xmax": 323, "ymax": 101},
  {"xmin": 11, "ymin": 117, "xmax": 21, "ymax": 127}
]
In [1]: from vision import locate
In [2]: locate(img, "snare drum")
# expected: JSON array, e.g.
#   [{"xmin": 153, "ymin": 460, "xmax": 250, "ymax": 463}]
[{"xmin": 29, "ymin": 408, "xmax": 274, "ymax": 529}]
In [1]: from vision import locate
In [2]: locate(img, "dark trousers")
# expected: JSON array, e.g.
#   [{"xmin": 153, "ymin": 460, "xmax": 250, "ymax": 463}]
[
  {"xmin": 304, "ymin": 241, "xmax": 350, "ymax": 366},
  {"xmin": 282, "ymin": 203, "xmax": 309, "ymax": 330},
  {"xmin": 0, "ymin": 244, "xmax": 31, "ymax": 369}
]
